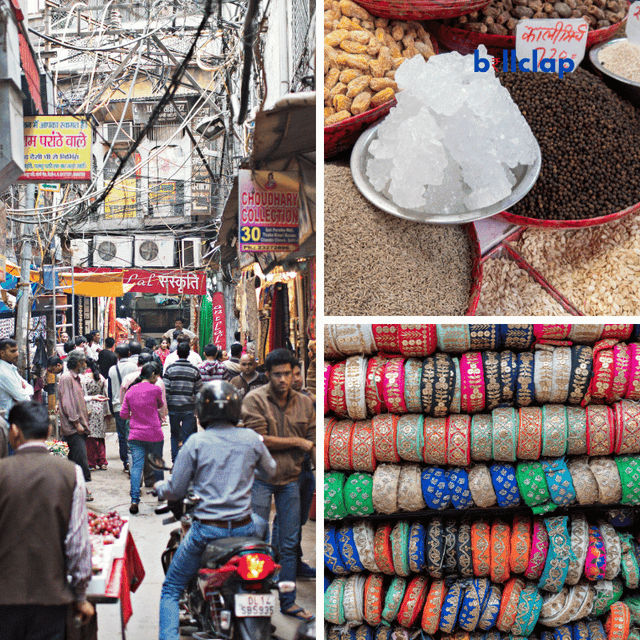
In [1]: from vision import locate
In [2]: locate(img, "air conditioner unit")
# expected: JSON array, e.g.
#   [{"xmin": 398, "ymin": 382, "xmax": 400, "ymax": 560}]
[
  {"xmin": 105, "ymin": 122, "xmax": 134, "ymax": 144},
  {"xmin": 179, "ymin": 238, "xmax": 202, "ymax": 268},
  {"xmin": 69, "ymin": 238, "xmax": 91, "ymax": 267},
  {"xmin": 92, "ymin": 235, "xmax": 133, "ymax": 267},
  {"xmin": 134, "ymin": 236, "xmax": 175, "ymax": 268}
]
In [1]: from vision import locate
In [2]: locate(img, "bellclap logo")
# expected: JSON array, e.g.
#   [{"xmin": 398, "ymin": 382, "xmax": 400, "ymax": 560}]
[{"xmin": 474, "ymin": 48, "xmax": 576, "ymax": 78}]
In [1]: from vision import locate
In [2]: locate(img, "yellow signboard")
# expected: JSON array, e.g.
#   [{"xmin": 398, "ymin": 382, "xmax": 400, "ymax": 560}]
[
  {"xmin": 20, "ymin": 116, "xmax": 92, "ymax": 182},
  {"xmin": 105, "ymin": 178, "xmax": 137, "ymax": 219}
]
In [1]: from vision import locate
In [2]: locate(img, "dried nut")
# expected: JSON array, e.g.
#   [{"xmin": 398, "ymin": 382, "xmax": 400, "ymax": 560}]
[
  {"xmin": 370, "ymin": 87, "xmax": 395, "ymax": 108},
  {"xmin": 339, "ymin": 68, "xmax": 362, "ymax": 84},
  {"xmin": 340, "ymin": 40, "xmax": 368, "ymax": 54},
  {"xmin": 333, "ymin": 94, "xmax": 353, "ymax": 111},
  {"xmin": 346, "ymin": 75, "xmax": 372, "ymax": 98},
  {"xmin": 324, "ymin": 110, "xmax": 352, "ymax": 126},
  {"xmin": 369, "ymin": 77, "xmax": 398, "ymax": 92},
  {"xmin": 336, "ymin": 52, "xmax": 370, "ymax": 71},
  {"xmin": 347, "ymin": 30, "xmax": 373, "ymax": 44},
  {"xmin": 325, "ymin": 68, "xmax": 340, "ymax": 90},
  {"xmin": 329, "ymin": 82, "xmax": 348, "ymax": 99},
  {"xmin": 351, "ymin": 91, "xmax": 373, "ymax": 115},
  {"xmin": 325, "ymin": 29, "xmax": 349, "ymax": 46},
  {"xmin": 324, "ymin": 106, "xmax": 336, "ymax": 118},
  {"xmin": 339, "ymin": 0, "xmax": 371, "ymax": 21}
]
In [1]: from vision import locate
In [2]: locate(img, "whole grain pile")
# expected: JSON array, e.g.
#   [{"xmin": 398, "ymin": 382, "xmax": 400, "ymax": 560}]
[
  {"xmin": 514, "ymin": 213, "xmax": 640, "ymax": 315},
  {"xmin": 498, "ymin": 68, "xmax": 640, "ymax": 221},
  {"xmin": 325, "ymin": 162, "xmax": 473, "ymax": 315},
  {"xmin": 598, "ymin": 39, "xmax": 640, "ymax": 83},
  {"xmin": 476, "ymin": 256, "xmax": 569, "ymax": 315}
]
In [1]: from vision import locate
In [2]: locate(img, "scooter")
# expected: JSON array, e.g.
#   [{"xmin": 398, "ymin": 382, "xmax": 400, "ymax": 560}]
[{"xmin": 148, "ymin": 453, "xmax": 294, "ymax": 640}]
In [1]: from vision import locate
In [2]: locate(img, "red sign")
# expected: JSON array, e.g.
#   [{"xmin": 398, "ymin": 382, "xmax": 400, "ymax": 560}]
[
  {"xmin": 19, "ymin": 33, "xmax": 42, "ymax": 113},
  {"xmin": 76, "ymin": 268, "xmax": 206, "ymax": 295},
  {"xmin": 211, "ymin": 292, "xmax": 226, "ymax": 349}
]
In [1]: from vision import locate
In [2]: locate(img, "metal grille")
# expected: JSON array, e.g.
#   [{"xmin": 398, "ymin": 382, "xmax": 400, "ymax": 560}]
[{"xmin": 290, "ymin": 0, "xmax": 311, "ymax": 79}]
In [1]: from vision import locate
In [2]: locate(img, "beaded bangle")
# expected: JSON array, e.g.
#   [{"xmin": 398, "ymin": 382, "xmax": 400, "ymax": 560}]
[
  {"xmin": 458, "ymin": 580, "xmax": 483, "ymax": 632},
  {"xmin": 525, "ymin": 517, "xmax": 550, "ymax": 581},
  {"xmin": 482, "ymin": 351, "xmax": 502, "ymax": 412},
  {"xmin": 383, "ymin": 357, "xmax": 407, "ymax": 414},
  {"xmin": 422, "ymin": 579, "xmax": 447, "ymax": 634},
  {"xmin": 325, "ymin": 324, "xmax": 343, "ymax": 360},
  {"xmin": 372, "ymin": 414, "xmax": 401, "ymax": 463},
  {"xmin": 568, "ymin": 457, "xmax": 600, "ymax": 505},
  {"xmin": 593, "ymin": 579, "xmax": 624, "ymax": 617},
  {"xmin": 500, "ymin": 350, "xmax": 518, "ymax": 405},
  {"xmin": 516, "ymin": 462, "xmax": 555, "ymax": 515},
  {"xmin": 391, "ymin": 520, "xmax": 411, "ymax": 577},
  {"xmin": 437, "ymin": 324, "xmax": 471, "ymax": 353},
  {"xmin": 471, "ymin": 520, "xmax": 492, "ymax": 577},
  {"xmin": 426, "ymin": 517, "xmax": 445, "ymax": 579},
  {"xmin": 457, "ymin": 522, "xmax": 473, "ymax": 578},
  {"xmin": 590, "ymin": 457, "xmax": 622, "ymax": 504},
  {"xmin": 565, "ymin": 513, "xmax": 589, "ymax": 586},
  {"xmin": 541, "ymin": 584, "xmax": 588, "ymax": 626},
  {"xmin": 460, "ymin": 351, "xmax": 485, "ymax": 414},
  {"xmin": 338, "ymin": 524, "xmax": 366, "ymax": 572},
  {"xmin": 568, "ymin": 345, "xmax": 594, "ymax": 406},
  {"xmin": 325, "ymin": 525, "xmax": 350, "ymax": 575},
  {"xmin": 585, "ymin": 525, "xmax": 607, "ymax": 581},
  {"xmin": 342, "ymin": 574, "xmax": 364, "ymax": 625},
  {"xmin": 626, "ymin": 343, "xmax": 640, "ymax": 401},
  {"xmin": 496, "ymin": 577, "xmax": 525, "ymax": 633},
  {"xmin": 334, "ymin": 324, "xmax": 377, "ymax": 356},
  {"xmin": 325, "ymin": 471, "xmax": 348, "ymax": 520},
  {"xmin": 534, "ymin": 324, "xmax": 571, "ymax": 341},
  {"xmin": 469, "ymin": 464, "xmax": 497, "ymax": 508},
  {"xmin": 396, "ymin": 415, "xmax": 424, "ymax": 463},
  {"xmin": 550, "ymin": 347, "xmax": 572, "ymax": 404},
  {"xmin": 540, "ymin": 588, "xmax": 569, "ymax": 622},
  {"xmin": 512, "ymin": 584, "xmax": 543, "ymax": 637},
  {"xmin": 353, "ymin": 520, "xmax": 379, "ymax": 573},
  {"xmin": 589, "ymin": 618, "xmax": 608, "ymax": 640},
  {"xmin": 420, "ymin": 356, "xmax": 436, "ymax": 416},
  {"xmin": 324, "ymin": 417, "xmax": 336, "ymax": 471},
  {"xmin": 566, "ymin": 406, "xmax": 588, "ymax": 456},
  {"xmin": 589, "ymin": 341, "xmax": 617, "ymax": 405},
  {"xmin": 619, "ymin": 533, "xmax": 639, "ymax": 589},
  {"xmin": 615, "ymin": 400, "xmax": 640, "ymax": 455},
  {"xmin": 538, "ymin": 515, "xmax": 574, "ymax": 593},
  {"xmin": 516, "ymin": 351, "xmax": 535, "ymax": 407},
  {"xmin": 447, "ymin": 414, "xmax": 471, "ymax": 467},
  {"xmin": 421, "ymin": 467, "xmax": 452, "ymax": 510},
  {"xmin": 449, "ymin": 467, "xmax": 473, "ymax": 510},
  {"xmin": 599, "ymin": 521, "xmax": 622, "ymax": 582},
  {"xmin": 381, "ymin": 576, "xmax": 407, "ymax": 623},
  {"xmin": 541, "ymin": 405, "xmax": 568, "ymax": 458},
  {"xmin": 569, "ymin": 324, "xmax": 604, "ymax": 343},
  {"xmin": 324, "ymin": 363, "xmax": 332, "ymax": 415},
  {"xmin": 490, "ymin": 463, "xmax": 521, "ymax": 507},
  {"xmin": 471, "ymin": 414, "xmax": 493, "ymax": 462},
  {"xmin": 345, "ymin": 472, "xmax": 375, "ymax": 516},
  {"xmin": 328, "ymin": 420, "xmax": 355, "ymax": 471},
  {"xmin": 351, "ymin": 420, "xmax": 376, "ymax": 473},
  {"xmin": 535, "ymin": 349, "xmax": 554, "ymax": 404},
  {"xmin": 372, "ymin": 324, "xmax": 400, "ymax": 353},
  {"xmin": 397, "ymin": 465, "xmax": 426, "ymax": 512},
  {"xmin": 602, "ymin": 323, "xmax": 633, "ymax": 340},
  {"xmin": 440, "ymin": 580, "xmax": 464, "ymax": 633},
  {"xmin": 615, "ymin": 455, "xmax": 640, "ymax": 505},
  {"xmin": 373, "ymin": 626, "xmax": 391, "ymax": 640},
  {"xmin": 408, "ymin": 522, "xmax": 427, "ymax": 573},
  {"xmin": 541, "ymin": 457, "xmax": 576, "ymax": 507},
  {"xmin": 451, "ymin": 356, "xmax": 462, "ymax": 414},
  {"xmin": 574, "ymin": 589, "xmax": 596, "ymax": 625},
  {"xmin": 518, "ymin": 406, "xmax": 543, "ymax": 460},
  {"xmin": 501, "ymin": 323, "xmax": 534, "ymax": 349},
  {"xmin": 345, "ymin": 355, "xmax": 369, "ymax": 420},
  {"xmin": 478, "ymin": 583, "xmax": 502, "ymax": 631},
  {"xmin": 423, "ymin": 417, "xmax": 448, "ymax": 465},
  {"xmin": 443, "ymin": 519, "xmax": 458, "ymax": 575},
  {"xmin": 587, "ymin": 405, "xmax": 615, "ymax": 456},
  {"xmin": 398, "ymin": 324, "xmax": 437, "ymax": 357},
  {"xmin": 364, "ymin": 573, "xmax": 385, "ymax": 626},
  {"xmin": 325, "ymin": 577, "xmax": 347, "ymax": 624},
  {"xmin": 373, "ymin": 521, "xmax": 395, "ymax": 575},
  {"xmin": 397, "ymin": 575, "xmax": 429, "ymax": 629},
  {"xmin": 372, "ymin": 464, "xmax": 401, "ymax": 514},
  {"xmin": 403, "ymin": 358, "xmax": 423, "ymax": 414},
  {"xmin": 470, "ymin": 324, "xmax": 501, "ymax": 350},
  {"xmin": 605, "ymin": 602, "xmax": 631, "ymax": 640},
  {"xmin": 492, "ymin": 407, "xmax": 519, "ymax": 462},
  {"xmin": 328, "ymin": 362, "xmax": 348, "ymax": 417},
  {"xmin": 365, "ymin": 356, "xmax": 387, "ymax": 415},
  {"xmin": 433, "ymin": 352, "xmax": 456, "ymax": 417},
  {"xmin": 490, "ymin": 520, "xmax": 511, "ymax": 584},
  {"xmin": 611, "ymin": 343, "xmax": 631, "ymax": 403},
  {"xmin": 510, "ymin": 514, "xmax": 532, "ymax": 575}
]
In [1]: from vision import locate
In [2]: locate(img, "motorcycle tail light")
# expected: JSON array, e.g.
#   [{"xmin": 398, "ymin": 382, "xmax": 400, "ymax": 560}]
[
  {"xmin": 237, "ymin": 553, "xmax": 278, "ymax": 580},
  {"xmin": 198, "ymin": 564, "xmax": 237, "ymax": 590}
]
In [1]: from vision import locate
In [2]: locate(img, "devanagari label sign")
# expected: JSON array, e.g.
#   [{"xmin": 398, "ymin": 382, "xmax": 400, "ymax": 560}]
[
  {"xmin": 238, "ymin": 170, "xmax": 299, "ymax": 253},
  {"xmin": 20, "ymin": 116, "xmax": 92, "ymax": 182},
  {"xmin": 516, "ymin": 18, "xmax": 588, "ymax": 69},
  {"xmin": 627, "ymin": 2, "xmax": 640, "ymax": 45}
]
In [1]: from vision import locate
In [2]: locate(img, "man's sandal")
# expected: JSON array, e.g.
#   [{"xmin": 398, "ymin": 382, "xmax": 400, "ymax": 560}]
[{"xmin": 280, "ymin": 605, "xmax": 315, "ymax": 621}]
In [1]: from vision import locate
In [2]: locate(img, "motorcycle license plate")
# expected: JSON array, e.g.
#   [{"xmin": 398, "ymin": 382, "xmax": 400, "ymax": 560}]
[{"xmin": 234, "ymin": 593, "xmax": 276, "ymax": 617}]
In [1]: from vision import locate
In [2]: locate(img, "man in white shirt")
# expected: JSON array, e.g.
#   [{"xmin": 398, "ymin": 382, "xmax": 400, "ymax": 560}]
[
  {"xmin": 163, "ymin": 317, "xmax": 195, "ymax": 350},
  {"xmin": 163, "ymin": 334, "xmax": 202, "ymax": 373},
  {"xmin": 0, "ymin": 338, "xmax": 33, "ymax": 418}
]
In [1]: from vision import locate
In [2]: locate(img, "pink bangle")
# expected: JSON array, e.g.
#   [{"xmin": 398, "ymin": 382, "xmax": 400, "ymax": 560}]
[
  {"xmin": 365, "ymin": 356, "xmax": 387, "ymax": 415},
  {"xmin": 383, "ymin": 357, "xmax": 408, "ymax": 414},
  {"xmin": 586, "ymin": 405, "xmax": 615, "ymax": 456},
  {"xmin": 585, "ymin": 340, "xmax": 618, "ymax": 406},
  {"xmin": 398, "ymin": 324, "xmax": 437, "ymax": 357},
  {"xmin": 446, "ymin": 414, "xmax": 471, "ymax": 466},
  {"xmin": 611, "ymin": 343, "xmax": 631, "ymax": 403},
  {"xmin": 324, "ymin": 363, "xmax": 332, "ymax": 415},
  {"xmin": 601, "ymin": 324, "xmax": 633, "ymax": 340},
  {"xmin": 533, "ymin": 324, "xmax": 571, "ymax": 341},
  {"xmin": 328, "ymin": 362, "xmax": 348, "ymax": 417},
  {"xmin": 372, "ymin": 324, "xmax": 400, "ymax": 354},
  {"xmin": 626, "ymin": 344, "xmax": 640, "ymax": 401},
  {"xmin": 460, "ymin": 352, "xmax": 486, "ymax": 414},
  {"xmin": 524, "ymin": 517, "xmax": 549, "ymax": 581}
]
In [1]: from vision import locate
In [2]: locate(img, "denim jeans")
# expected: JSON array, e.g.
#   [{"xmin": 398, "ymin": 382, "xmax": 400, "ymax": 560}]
[
  {"xmin": 159, "ymin": 519, "xmax": 255, "ymax": 640},
  {"xmin": 114, "ymin": 414, "xmax": 130, "ymax": 465},
  {"xmin": 129, "ymin": 440, "xmax": 164, "ymax": 504},
  {"xmin": 168, "ymin": 410, "xmax": 196, "ymax": 462},
  {"xmin": 251, "ymin": 478, "xmax": 300, "ymax": 610}
]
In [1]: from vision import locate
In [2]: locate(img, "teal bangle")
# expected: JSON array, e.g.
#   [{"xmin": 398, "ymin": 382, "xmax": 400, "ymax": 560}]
[
  {"xmin": 344, "ymin": 472, "xmax": 374, "ymax": 516},
  {"xmin": 566, "ymin": 406, "xmax": 587, "ymax": 456},
  {"xmin": 381, "ymin": 576, "xmax": 407, "ymax": 623},
  {"xmin": 451, "ymin": 356, "xmax": 462, "ymax": 414},
  {"xmin": 541, "ymin": 457, "xmax": 576, "ymax": 507},
  {"xmin": 391, "ymin": 520, "xmax": 411, "ymax": 578},
  {"xmin": 512, "ymin": 584, "xmax": 544, "ymax": 636},
  {"xmin": 471, "ymin": 414, "xmax": 493, "ymax": 462},
  {"xmin": 396, "ymin": 414, "xmax": 424, "ymax": 463},
  {"xmin": 620, "ymin": 532, "xmax": 640, "ymax": 589},
  {"xmin": 541, "ymin": 405, "xmax": 568, "ymax": 457},
  {"xmin": 538, "ymin": 515, "xmax": 575, "ymax": 593},
  {"xmin": 324, "ymin": 576, "xmax": 347, "ymax": 624},
  {"xmin": 325, "ymin": 471, "xmax": 348, "ymax": 520},
  {"xmin": 492, "ymin": 407, "xmax": 518, "ymax": 462}
]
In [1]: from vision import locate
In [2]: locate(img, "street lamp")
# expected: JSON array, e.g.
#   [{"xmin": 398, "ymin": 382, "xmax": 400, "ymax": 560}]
[{"xmin": 194, "ymin": 115, "xmax": 226, "ymax": 141}]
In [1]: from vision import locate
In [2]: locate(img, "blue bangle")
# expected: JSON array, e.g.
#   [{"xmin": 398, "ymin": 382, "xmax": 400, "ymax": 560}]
[
  {"xmin": 409, "ymin": 522, "xmax": 427, "ymax": 573},
  {"xmin": 443, "ymin": 519, "xmax": 458, "ymax": 574},
  {"xmin": 573, "ymin": 621, "xmax": 590, "ymax": 640},
  {"xmin": 324, "ymin": 525, "xmax": 350, "ymax": 575},
  {"xmin": 568, "ymin": 345, "xmax": 594, "ymax": 405},
  {"xmin": 449, "ymin": 468, "xmax": 473, "ymax": 510},
  {"xmin": 421, "ymin": 467, "xmax": 451, "ymax": 510},
  {"xmin": 477, "ymin": 583, "xmax": 501, "ymax": 631},
  {"xmin": 554, "ymin": 625, "xmax": 573, "ymax": 640},
  {"xmin": 373, "ymin": 625, "xmax": 393, "ymax": 640},
  {"xmin": 511, "ymin": 584, "xmax": 543, "ymax": 636},
  {"xmin": 457, "ymin": 522, "xmax": 473, "ymax": 578},
  {"xmin": 458, "ymin": 580, "xmax": 482, "ymax": 631},
  {"xmin": 351, "ymin": 625, "xmax": 374, "ymax": 640},
  {"xmin": 499, "ymin": 350, "xmax": 518, "ymax": 407},
  {"xmin": 538, "ymin": 515, "xmax": 575, "ymax": 593},
  {"xmin": 541, "ymin": 457, "xmax": 576, "ymax": 506},
  {"xmin": 501, "ymin": 323, "xmax": 534, "ymax": 350},
  {"xmin": 470, "ymin": 324, "xmax": 501, "ymax": 350},
  {"xmin": 439, "ymin": 580, "xmax": 464, "ymax": 633},
  {"xmin": 489, "ymin": 463, "xmax": 521, "ymax": 507},
  {"xmin": 485, "ymin": 631, "xmax": 501, "ymax": 640},
  {"xmin": 516, "ymin": 351, "xmax": 535, "ymax": 407},
  {"xmin": 542, "ymin": 632, "xmax": 555, "ymax": 640},
  {"xmin": 426, "ymin": 517, "xmax": 444, "ymax": 578},
  {"xmin": 588, "ymin": 619, "xmax": 607, "ymax": 640},
  {"xmin": 337, "ymin": 524, "xmax": 365, "ymax": 572}
]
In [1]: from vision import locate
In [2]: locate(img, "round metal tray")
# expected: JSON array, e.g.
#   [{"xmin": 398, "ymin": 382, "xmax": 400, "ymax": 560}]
[{"xmin": 350, "ymin": 122, "xmax": 542, "ymax": 225}]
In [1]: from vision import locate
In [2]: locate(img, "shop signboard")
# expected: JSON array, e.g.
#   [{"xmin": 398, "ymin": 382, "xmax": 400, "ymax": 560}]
[
  {"xmin": 20, "ymin": 116, "xmax": 92, "ymax": 182},
  {"xmin": 238, "ymin": 170, "xmax": 299, "ymax": 253},
  {"xmin": 515, "ymin": 18, "xmax": 588, "ymax": 69},
  {"xmin": 75, "ymin": 268, "xmax": 206, "ymax": 295},
  {"xmin": 211, "ymin": 291, "xmax": 226, "ymax": 350},
  {"xmin": 104, "ymin": 152, "xmax": 141, "ymax": 219}
]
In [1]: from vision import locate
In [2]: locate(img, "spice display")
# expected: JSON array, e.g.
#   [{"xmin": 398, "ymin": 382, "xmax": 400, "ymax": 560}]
[
  {"xmin": 446, "ymin": 0, "xmax": 628, "ymax": 34},
  {"xmin": 324, "ymin": 0, "xmax": 436, "ymax": 125},
  {"xmin": 324, "ymin": 162, "xmax": 474, "ymax": 316},
  {"xmin": 497, "ymin": 69, "xmax": 640, "ymax": 221},
  {"xmin": 366, "ymin": 49, "xmax": 537, "ymax": 212},
  {"xmin": 598, "ymin": 39, "xmax": 640, "ymax": 83}
]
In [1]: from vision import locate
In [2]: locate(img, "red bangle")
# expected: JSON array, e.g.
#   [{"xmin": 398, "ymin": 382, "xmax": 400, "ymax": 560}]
[
  {"xmin": 490, "ymin": 520, "xmax": 511, "ymax": 584},
  {"xmin": 587, "ymin": 340, "xmax": 618, "ymax": 405},
  {"xmin": 421, "ymin": 578, "xmax": 447, "ymax": 635},
  {"xmin": 398, "ymin": 324, "xmax": 437, "ymax": 357},
  {"xmin": 533, "ymin": 324, "xmax": 571, "ymax": 341},
  {"xmin": 601, "ymin": 324, "xmax": 633, "ymax": 341},
  {"xmin": 517, "ymin": 407, "xmax": 543, "ymax": 460},
  {"xmin": 510, "ymin": 514, "xmax": 532, "ymax": 575},
  {"xmin": 364, "ymin": 573, "xmax": 385, "ymax": 626},
  {"xmin": 328, "ymin": 420, "xmax": 355, "ymax": 471},
  {"xmin": 460, "ymin": 351, "xmax": 485, "ymax": 414},
  {"xmin": 586, "ymin": 405, "xmax": 615, "ymax": 456},
  {"xmin": 351, "ymin": 419, "xmax": 376, "ymax": 472},
  {"xmin": 397, "ymin": 575, "xmax": 429, "ymax": 629},
  {"xmin": 382, "ymin": 357, "xmax": 408, "ymax": 414},
  {"xmin": 616, "ymin": 399, "xmax": 640, "ymax": 455},
  {"xmin": 627, "ymin": 344, "xmax": 640, "ymax": 401},
  {"xmin": 423, "ymin": 417, "xmax": 447, "ymax": 465},
  {"xmin": 324, "ymin": 363, "xmax": 331, "ymax": 415},
  {"xmin": 446, "ymin": 414, "xmax": 471, "ymax": 466},
  {"xmin": 372, "ymin": 324, "xmax": 400, "ymax": 354},
  {"xmin": 324, "ymin": 417, "xmax": 337, "ymax": 471},
  {"xmin": 373, "ymin": 522, "xmax": 395, "ymax": 575},
  {"xmin": 372, "ymin": 414, "xmax": 401, "ymax": 463},
  {"xmin": 328, "ymin": 362, "xmax": 348, "ymax": 417},
  {"xmin": 611, "ymin": 343, "xmax": 631, "ymax": 403},
  {"xmin": 365, "ymin": 356, "xmax": 387, "ymax": 415},
  {"xmin": 471, "ymin": 520, "xmax": 491, "ymax": 577}
]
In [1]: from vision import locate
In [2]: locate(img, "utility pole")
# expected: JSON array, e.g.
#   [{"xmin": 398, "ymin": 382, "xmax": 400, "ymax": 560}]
[{"xmin": 16, "ymin": 183, "xmax": 35, "ymax": 377}]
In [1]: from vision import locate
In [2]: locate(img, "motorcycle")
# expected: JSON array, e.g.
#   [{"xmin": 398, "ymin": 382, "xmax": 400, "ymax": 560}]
[{"xmin": 148, "ymin": 453, "xmax": 294, "ymax": 640}]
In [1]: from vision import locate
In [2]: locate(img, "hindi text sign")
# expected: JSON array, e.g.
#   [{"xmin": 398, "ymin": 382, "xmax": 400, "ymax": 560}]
[
  {"xmin": 211, "ymin": 292, "xmax": 226, "ymax": 350},
  {"xmin": 516, "ymin": 18, "xmax": 588, "ymax": 68}
]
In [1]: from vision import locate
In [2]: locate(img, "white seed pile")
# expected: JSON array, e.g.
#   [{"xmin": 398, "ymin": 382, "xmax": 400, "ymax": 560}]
[
  {"xmin": 514, "ymin": 213, "xmax": 640, "ymax": 316},
  {"xmin": 598, "ymin": 40, "xmax": 640, "ymax": 84},
  {"xmin": 476, "ymin": 256, "xmax": 568, "ymax": 316}
]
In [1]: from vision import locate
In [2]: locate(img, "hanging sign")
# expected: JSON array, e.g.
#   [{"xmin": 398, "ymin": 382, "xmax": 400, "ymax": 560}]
[
  {"xmin": 75, "ymin": 268, "xmax": 206, "ymax": 295},
  {"xmin": 627, "ymin": 2, "xmax": 640, "ymax": 45},
  {"xmin": 211, "ymin": 291, "xmax": 226, "ymax": 349},
  {"xmin": 238, "ymin": 170, "xmax": 299, "ymax": 253}
]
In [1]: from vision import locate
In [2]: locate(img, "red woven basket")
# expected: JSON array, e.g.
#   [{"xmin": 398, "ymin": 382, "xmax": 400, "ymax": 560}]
[
  {"xmin": 466, "ymin": 221, "xmax": 483, "ymax": 316},
  {"xmin": 355, "ymin": 0, "xmax": 491, "ymax": 21}
]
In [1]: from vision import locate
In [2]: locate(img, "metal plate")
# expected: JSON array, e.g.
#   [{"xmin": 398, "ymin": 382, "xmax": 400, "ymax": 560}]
[
  {"xmin": 234, "ymin": 593, "xmax": 276, "ymax": 617},
  {"xmin": 350, "ymin": 122, "xmax": 542, "ymax": 225}
]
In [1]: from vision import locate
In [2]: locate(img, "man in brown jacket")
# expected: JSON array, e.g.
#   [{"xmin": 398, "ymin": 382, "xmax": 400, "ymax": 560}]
[{"xmin": 242, "ymin": 348, "xmax": 315, "ymax": 622}]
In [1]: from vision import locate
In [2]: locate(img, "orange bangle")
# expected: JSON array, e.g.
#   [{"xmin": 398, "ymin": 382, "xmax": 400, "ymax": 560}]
[
  {"xmin": 605, "ymin": 602, "xmax": 631, "ymax": 640},
  {"xmin": 471, "ymin": 520, "xmax": 491, "ymax": 577},
  {"xmin": 421, "ymin": 578, "xmax": 447, "ymax": 635},
  {"xmin": 496, "ymin": 577, "xmax": 525, "ymax": 633},
  {"xmin": 327, "ymin": 420, "xmax": 355, "ymax": 471},
  {"xmin": 397, "ymin": 575, "xmax": 429, "ymax": 629},
  {"xmin": 373, "ymin": 522, "xmax": 395, "ymax": 575},
  {"xmin": 351, "ymin": 419, "xmax": 376, "ymax": 473},
  {"xmin": 510, "ymin": 514, "xmax": 532, "ymax": 575},
  {"xmin": 363, "ymin": 573, "xmax": 385, "ymax": 626},
  {"xmin": 490, "ymin": 520, "xmax": 511, "ymax": 584}
]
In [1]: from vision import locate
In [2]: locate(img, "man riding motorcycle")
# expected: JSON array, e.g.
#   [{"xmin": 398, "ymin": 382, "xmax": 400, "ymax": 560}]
[{"xmin": 155, "ymin": 380, "xmax": 277, "ymax": 640}]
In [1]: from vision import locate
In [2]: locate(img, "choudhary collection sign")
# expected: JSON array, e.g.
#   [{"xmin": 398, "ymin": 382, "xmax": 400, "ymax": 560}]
[{"xmin": 20, "ymin": 116, "xmax": 92, "ymax": 182}]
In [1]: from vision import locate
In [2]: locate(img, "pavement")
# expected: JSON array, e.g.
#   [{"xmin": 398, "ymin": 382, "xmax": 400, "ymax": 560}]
[{"xmin": 88, "ymin": 426, "xmax": 316, "ymax": 640}]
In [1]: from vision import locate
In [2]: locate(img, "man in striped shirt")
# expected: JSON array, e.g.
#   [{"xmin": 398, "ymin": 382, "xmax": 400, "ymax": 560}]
[{"xmin": 164, "ymin": 341, "xmax": 203, "ymax": 461}]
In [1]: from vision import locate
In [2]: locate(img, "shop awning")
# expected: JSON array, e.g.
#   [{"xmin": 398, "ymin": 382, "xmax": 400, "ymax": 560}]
[{"xmin": 58, "ymin": 271, "xmax": 130, "ymax": 297}]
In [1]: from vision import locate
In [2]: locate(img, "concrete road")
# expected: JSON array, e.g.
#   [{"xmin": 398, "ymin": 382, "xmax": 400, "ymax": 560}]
[{"xmin": 88, "ymin": 427, "xmax": 316, "ymax": 640}]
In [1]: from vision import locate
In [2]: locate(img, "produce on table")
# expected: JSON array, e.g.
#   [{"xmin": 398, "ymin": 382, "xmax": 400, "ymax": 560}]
[
  {"xmin": 45, "ymin": 440, "xmax": 69, "ymax": 458},
  {"xmin": 88, "ymin": 511, "xmax": 125, "ymax": 541},
  {"xmin": 598, "ymin": 39, "xmax": 640, "ymax": 83},
  {"xmin": 324, "ymin": 0, "xmax": 436, "ymax": 125}
]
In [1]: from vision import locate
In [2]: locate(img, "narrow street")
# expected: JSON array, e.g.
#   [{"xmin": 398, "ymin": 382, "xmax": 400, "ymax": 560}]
[{"xmin": 88, "ymin": 426, "xmax": 316, "ymax": 640}]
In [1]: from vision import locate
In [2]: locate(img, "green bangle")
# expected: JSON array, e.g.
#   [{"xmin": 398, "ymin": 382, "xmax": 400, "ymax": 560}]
[
  {"xmin": 566, "ymin": 406, "xmax": 587, "ymax": 456},
  {"xmin": 592, "ymin": 578, "xmax": 623, "ymax": 616},
  {"xmin": 324, "ymin": 471, "xmax": 348, "ymax": 520},
  {"xmin": 381, "ymin": 576, "xmax": 407, "ymax": 623},
  {"xmin": 620, "ymin": 533, "xmax": 640, "ymax": 589},
  {"xmin": 493, "ymin": 407, "xmax": 518, "ymax": 462},
  {"xmin": 391, "ymin": 520, "xmax": 411, "ymax": 577},
  {"xmin": 324, "ymin": 576, "xmax": 347, "ymax": 624},
  {"xmin": 615, "ymin": 456, "xmax": 640, "ymax": 505},
  {"xmin": 344, "ymin": 472, "xmax": 374, "ymax": 516},
  {"xmin": 541, "ymin": 405, "xmax": 568, "ymax": 457},
  {"xmin": 471, "ymin": 414, "xmax": 493, "ymax": 462},
  {"xmin": 516, "ymin": 461, "xmax": 557, "ymax": 514}
]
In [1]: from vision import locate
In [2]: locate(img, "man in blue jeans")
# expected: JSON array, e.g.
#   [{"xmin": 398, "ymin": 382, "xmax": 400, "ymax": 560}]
[
  {"xmin": 242, "ymin": 348, "xmax": 316, "ymax": 622},
  {"xmin": 155, "ymin": 381, "xmax": 276, "ymax": 640}
]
